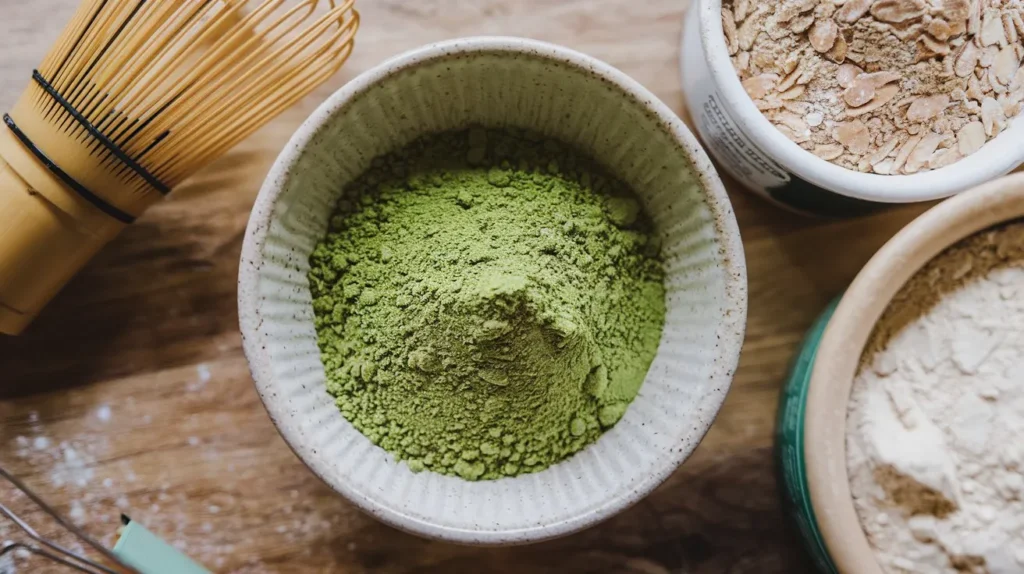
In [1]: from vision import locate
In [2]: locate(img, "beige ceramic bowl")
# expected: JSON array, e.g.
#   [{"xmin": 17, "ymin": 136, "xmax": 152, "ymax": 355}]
[
  {"xmin": 803, "ymin": 173, "xmax": 1024, "ymax": 572},
  {"xmin": 238, "ymin": 37, "xmax": 747, "ymax": 544}
]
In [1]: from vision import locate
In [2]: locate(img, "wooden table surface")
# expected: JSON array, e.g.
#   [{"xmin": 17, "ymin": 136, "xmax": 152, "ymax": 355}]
[{"xmin": 0, "ymin": 1, "xmax": 950, "ymax": 572}]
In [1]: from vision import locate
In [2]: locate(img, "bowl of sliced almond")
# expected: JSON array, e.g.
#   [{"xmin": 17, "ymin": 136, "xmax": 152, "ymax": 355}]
[{"xmin": 681, "ymin": 0, "xmax": 1024, "ymax": 216}]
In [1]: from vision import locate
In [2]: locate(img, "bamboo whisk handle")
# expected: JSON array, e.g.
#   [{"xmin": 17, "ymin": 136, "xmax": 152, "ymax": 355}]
[{"xmin": 0, "ymin": 152, "xmax": 122, "ymax": 336}]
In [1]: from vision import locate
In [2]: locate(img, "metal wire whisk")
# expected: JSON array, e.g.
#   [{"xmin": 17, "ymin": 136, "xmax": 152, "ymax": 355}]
[{"xmin": 0, "ymin": 464, "xmax": 136, "ymax": 573}]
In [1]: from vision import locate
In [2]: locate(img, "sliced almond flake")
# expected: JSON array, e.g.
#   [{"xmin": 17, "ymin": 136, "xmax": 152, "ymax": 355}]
[
  {"xmin": 948, "ymin": 17, "xmax": 968, "ymax": 37},
  {"xmin": 860, "ymin": 71, "xmax": 903, "ymax": 88},
  {"xmin": 919, "ymin": 33, "xmax": 952, "ymax": 59},
  {"xmin": 780, "ymin": 84, "xmax": 808, "ymax": 100},
  {"xmin": 1005, "ymin": 84, "xmax": 1024, "ymax": 106},
  {"xmin": 796, "ymin": 67, "xmax": 816, "ymax": 86},
  {"xmin": 834, "ymin": 120, "xmax": 872, "ymax": 154},
  {"xmin": 826, "ymin": 33, "xmax": 849, "ymax": 63},
  {"xmin": 907, "ymin": 94, "xmax": 951, "ymax": 122},
  {"xmin": 892, "ymin": 135, "xmax": 923, "ymax": 173},
  {"xmin": 813, "ymin": 144, "xmax": 846, "ymax": 160},
  {"xmin": 736, "ymin": 51, "xmax": 751, "ymax": 72},
  {"xmin": 777, "ymin": 110, "xmax": 810, "ymax": 134},
  {"xmin": 994, "ymin": 45, "xmax": 1021, "ymax": 85},
  {"xmin": 777, "ymin": 0, "xmax": 818, "ymax": 23},
  {"xmin": 1013, "ymin": 66, "xmax": 1024, "ymax": 92},
  {"xmin": 886, "ymin": 21, "xmax": 923, "ymax": 43},
  {"xmin": 873, "ymin": 159, "xmax": 896, "ymax": 174},
  {"xmin": 969, "ymin": 0, "xmax": 982, "ymax": 36},
  {"xmin": 957, "ymin": 121, "xmax": 987, "ymax": 155},
  {"xmin": 1004, "ymin": 12, "xmax": 1020, "ymax": 44},
  {"xmin": 782, "ymin": 53, "xmax": 801, "ymax": 75},
  {"xmin": 783, "ymin": 100, "xmax": 813, "ymax": 115},
  {"xmin": 980, "ymin": 45, "xmax": 1000, "ymax": 68},
  {"xmin": 742, "ymin": 74, "xmax": 780, "ymax": 99},
  {"xmin": 1002, "ymin": 99, "xmax": 1022, "ymax": 118},
  {"xmin": 981, "ymin": 96, "xmax": 1006, "ymax": 136},
  {"xmin": 867, "ymin": 138, "xmax": 901, "ymax": 166},
  {"xmin": 836, "ymin": 0, "xmax": 873, "ymax": 23},
  {"xmin": 734, "ymin": 0, "xmax": 750, "ymax": 22},
  {"xmin": 944, "ymin": 45, "xmax": 958, "ymax": 76},
  {"xmin": 737, "ymin": 8, "xmax": 764, "ymax": 51},
  {"xmin": 774, "ymin": 123, "xmax": 802, "ymax": 142},
  {"xmin": 928, "ymin": 147, "xmax": 963, "ymax": 169},
  {"xmin": 848, "ymin": 84, "xmax": 902, "ymax": 116},
  {"xmin": 938, "ymin": 0, "xmax": 971, "ymax": 24},
  {"xmin": 967, "ymin": 73, "xmax": 987, "ymax": 101},
  {"xmin": 844, "ymin": 77, "xmax": 877, "ymax": 107},
  {"xmin": 980, "ymin": 8, "xmax": 1006, "ymax": 46},
  {"xmin": 871, "ymin": 0, "xmax": 928, "ymax": 23},
  {"xmin": 723, "ymin": 11, "xmax": 740, "ymax": 55},
  {"xmin": 756, "ymin": 97, "xmax": 786, "ymax": 111},
  {"xmin": 977, "ymin": 68, "xmax": 994, "ymax": 93},
  {"xmin": 810, "ymin": 19, "xmax": 839, "ymax": 53},
  {"xmin": 903, "ymin": 133, "xmax": 945, "ymax": 174},
  {"xmin": 927, "ymin": 18, "xmax": 954, "ymax": 41},
  {"xmin": 790, "ymin": 13, "xmax": 817, "ymax": 33},
  {"xmin": 955, "ymin": 41, "xmax": 981, "ymax": 77},
  {"xmin": 778, "ymin": 67, "xmax": 803, "ymax": 93},
  {"xmin": 838, "ymin": 63, "xmax": 865, "ymax": 88},
  {"xmin": 1012, "ymin": 10, "xmax": 1024, "ymax": 38},
  {"xmin": 990, "ymin": 68, "xmax": 1009, "ymax": 94}
]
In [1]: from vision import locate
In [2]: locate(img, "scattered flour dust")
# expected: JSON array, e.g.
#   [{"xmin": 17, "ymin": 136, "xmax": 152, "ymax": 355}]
[{"xmin": 847, "ymin": 221, "xmax": 1024, "ymax": 573}]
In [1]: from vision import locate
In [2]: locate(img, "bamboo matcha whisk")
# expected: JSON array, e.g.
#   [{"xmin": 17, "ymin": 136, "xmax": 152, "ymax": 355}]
[{"xmin": 0, "ymin": 0, "xmax": 359, "ymax": 335}]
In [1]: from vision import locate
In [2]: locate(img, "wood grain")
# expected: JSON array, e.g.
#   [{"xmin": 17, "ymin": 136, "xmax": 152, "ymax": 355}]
[{"xmin": 0, "ymin": 1, "xmax": 942, "ymax": 572}]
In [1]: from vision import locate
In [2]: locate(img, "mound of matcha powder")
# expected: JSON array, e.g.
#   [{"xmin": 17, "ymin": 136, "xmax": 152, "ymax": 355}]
[{"xmin": 308, "ymin": 127, "xmax": 665, "ymax": 481}]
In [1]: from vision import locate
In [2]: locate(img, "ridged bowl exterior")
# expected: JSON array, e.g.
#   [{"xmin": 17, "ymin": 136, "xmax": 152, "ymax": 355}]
[{"xmin": 239, "ymin": 37, "xmax": 747, "ymax": 545}]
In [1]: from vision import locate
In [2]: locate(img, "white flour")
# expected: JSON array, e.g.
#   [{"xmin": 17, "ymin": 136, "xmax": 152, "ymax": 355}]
[{"xmin": 847, "ymin": 222, "xmax": 1024, "ymax": 574}]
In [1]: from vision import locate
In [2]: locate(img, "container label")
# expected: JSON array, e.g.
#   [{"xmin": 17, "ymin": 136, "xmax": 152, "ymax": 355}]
[{"xmin": 696, "ymin": 92, "xmax": 790, "ymax": 192}]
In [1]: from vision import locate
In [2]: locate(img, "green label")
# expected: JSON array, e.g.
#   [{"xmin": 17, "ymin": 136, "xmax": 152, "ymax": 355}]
[{"xmin": 775, "ymin": 298, "xmax": 841, "ymax": 574}]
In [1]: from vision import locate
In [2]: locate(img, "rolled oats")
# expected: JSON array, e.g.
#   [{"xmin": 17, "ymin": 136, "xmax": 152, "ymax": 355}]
[{"xmin": 724, "ymin": 0, "xmax": 1024, "ymax": 175}]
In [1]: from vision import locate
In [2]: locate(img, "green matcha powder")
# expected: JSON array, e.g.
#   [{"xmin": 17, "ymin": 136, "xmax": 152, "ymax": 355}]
[{"xmin": 308, "ymin": 127, "xmax": 666, "ymax": 481}]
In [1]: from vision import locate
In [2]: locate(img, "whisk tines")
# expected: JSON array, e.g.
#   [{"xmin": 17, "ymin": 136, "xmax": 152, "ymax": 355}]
[{"xmin": 0, "ymin": 0, "xmax": 358, "ymax": 335}]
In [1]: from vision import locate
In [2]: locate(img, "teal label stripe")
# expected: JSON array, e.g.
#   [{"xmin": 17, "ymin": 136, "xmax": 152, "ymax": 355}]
[{"xmin": 775, "ymin": 298, "xmax": 841, "ymax": 574}]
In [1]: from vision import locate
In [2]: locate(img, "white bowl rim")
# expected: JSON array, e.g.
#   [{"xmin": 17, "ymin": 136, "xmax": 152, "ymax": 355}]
[
  {"xmin": 238, "ymin": 36, "xmax": 748, "ymax": 544},
  {"xmin": 694, "ymin": 0, "xmax": 1024, "ymax": 204}
]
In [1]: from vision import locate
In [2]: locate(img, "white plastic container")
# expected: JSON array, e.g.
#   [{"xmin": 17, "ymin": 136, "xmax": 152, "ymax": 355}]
[{"xmin": 680, "ymin": 0, "xmax": 1024, "ymax": 217}]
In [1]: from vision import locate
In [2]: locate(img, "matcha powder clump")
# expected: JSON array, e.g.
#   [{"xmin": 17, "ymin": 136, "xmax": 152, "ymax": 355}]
[{"xmin": 308, "ymin": 127, "xmax": 666, "ymax": 481}]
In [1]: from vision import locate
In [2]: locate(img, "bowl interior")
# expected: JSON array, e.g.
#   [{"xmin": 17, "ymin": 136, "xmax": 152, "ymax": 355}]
[{"xmin": 240, "ymin": 38, "xmax": 746, "ymax": 544}]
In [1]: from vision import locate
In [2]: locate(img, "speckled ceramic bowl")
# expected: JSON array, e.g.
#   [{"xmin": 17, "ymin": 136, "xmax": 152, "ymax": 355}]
[{"xmin": 238, "ymin": 37, "xmax": 747, "ymax": 545}]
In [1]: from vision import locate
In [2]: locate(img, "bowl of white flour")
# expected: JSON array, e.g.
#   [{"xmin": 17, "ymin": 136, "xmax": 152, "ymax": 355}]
[{"xmin": 776, "ymin": 172, "xmax": 1024, "ymax": 573}]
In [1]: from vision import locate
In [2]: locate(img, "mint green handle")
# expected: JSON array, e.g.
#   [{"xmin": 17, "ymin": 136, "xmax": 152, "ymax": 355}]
[{"xmin": 113, "ymin": 520, "xmax": 211, "ymax": 574}]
